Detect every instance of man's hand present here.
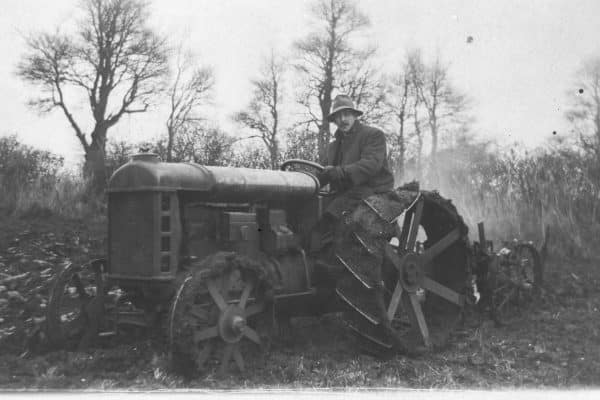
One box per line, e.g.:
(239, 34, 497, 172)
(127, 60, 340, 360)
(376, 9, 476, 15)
(317, 166, 345, 187)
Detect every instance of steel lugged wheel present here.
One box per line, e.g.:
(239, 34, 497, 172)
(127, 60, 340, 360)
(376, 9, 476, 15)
(384, 192, 468, 350)
(168, 252, 269, 376)
(491, 242, 543, 324)
(45, 259, 105, 349)
(336, 190, 469, 354)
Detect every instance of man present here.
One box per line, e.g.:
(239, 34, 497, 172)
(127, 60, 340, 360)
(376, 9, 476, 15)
(317, 94, 394, 219)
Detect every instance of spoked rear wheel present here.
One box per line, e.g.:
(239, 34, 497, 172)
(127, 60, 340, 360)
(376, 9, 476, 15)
(168, 252, 270, 376)
(336, 190, 469, 355)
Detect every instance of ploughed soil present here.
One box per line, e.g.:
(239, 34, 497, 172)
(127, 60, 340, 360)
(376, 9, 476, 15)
(0, 212, 599, 390)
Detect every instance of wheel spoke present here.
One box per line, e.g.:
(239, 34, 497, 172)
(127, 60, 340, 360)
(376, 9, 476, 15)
(243, 326, 261, 344)
(384, 243, 403, 271)
(219, 344, 234, 375)
(387, 282, 403, 320)
(406, 199, 424, 252)
(193, 325, 218, 343)
(232, 345, 245, 371)
(239, 280, 254, 309)
(421, 227, 461, 265)
(207, 279, 228, 311)
(422, 276, 464, 306)
(398, 210, 413, 250)
(497, 287, 517, 311)
(405, 292, 431, 347)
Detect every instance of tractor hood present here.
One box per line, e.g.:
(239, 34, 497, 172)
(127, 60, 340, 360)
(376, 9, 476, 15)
(108, 154, 320, 202)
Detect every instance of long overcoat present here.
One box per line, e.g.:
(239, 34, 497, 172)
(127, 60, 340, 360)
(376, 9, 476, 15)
(324, 121, 394, 217)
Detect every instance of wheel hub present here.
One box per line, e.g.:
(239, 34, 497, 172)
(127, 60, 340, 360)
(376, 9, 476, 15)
(399, 253, 424, 292)
(218, 305, 246, 343)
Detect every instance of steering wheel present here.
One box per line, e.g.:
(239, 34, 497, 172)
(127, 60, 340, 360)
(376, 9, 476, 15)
(280, 159, 336, 196)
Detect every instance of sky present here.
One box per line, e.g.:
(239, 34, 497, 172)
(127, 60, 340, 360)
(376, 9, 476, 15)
(1, 0, 599, 167)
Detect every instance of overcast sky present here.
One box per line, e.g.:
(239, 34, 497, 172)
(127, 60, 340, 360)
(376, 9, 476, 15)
(1, 0, 599, 167)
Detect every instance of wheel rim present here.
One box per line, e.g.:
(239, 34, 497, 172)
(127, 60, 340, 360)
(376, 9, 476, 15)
(384, 194, 467, 349)
(168, 253, 268, 375)
(336, 190, 469, 354)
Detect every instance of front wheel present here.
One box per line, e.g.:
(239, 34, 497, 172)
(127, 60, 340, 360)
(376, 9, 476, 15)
(168, 252, 272, 376)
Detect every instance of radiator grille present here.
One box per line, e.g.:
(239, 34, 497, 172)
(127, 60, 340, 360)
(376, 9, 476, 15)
(109, 192, 155, 277)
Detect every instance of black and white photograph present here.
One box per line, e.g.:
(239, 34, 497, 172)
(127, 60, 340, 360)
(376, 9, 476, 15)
(0, 0, 599, 393)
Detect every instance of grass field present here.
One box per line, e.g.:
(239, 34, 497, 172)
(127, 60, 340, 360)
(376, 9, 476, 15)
(0, 210, 598, 390)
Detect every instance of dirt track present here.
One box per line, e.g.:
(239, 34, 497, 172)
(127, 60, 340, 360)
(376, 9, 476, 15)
(0, 213, 599, 389)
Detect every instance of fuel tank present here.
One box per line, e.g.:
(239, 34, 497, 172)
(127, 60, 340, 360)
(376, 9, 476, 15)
(108, 153, 320, 203)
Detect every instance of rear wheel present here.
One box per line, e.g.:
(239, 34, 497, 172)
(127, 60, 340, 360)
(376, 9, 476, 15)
(335, 190, 469, 354)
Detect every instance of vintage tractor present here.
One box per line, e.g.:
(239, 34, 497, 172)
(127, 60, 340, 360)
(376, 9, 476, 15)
(45, 154, 513, 375)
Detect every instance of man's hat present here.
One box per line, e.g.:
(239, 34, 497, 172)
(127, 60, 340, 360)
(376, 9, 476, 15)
(328, 94, 363, 122)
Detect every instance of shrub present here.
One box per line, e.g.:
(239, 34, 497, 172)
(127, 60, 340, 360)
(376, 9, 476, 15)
(409, 140, 600, 260)
(0, 135, 102, 218)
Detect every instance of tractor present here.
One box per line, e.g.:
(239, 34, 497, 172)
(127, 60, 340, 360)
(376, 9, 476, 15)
(44, 153, 542, 375)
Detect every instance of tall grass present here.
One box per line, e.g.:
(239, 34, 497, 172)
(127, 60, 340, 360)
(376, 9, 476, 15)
(0, 136, 103, 219)
(403, 139, 600, 260)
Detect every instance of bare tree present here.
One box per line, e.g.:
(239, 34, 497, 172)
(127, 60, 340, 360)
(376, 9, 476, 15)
(411, 92, 425, 182)
(229, 143, 272, 169)
(284, 127, 320, 162)
(233, 51, 285, 170)
(165, 47, 214, 162)
(293, 0, 375, 163)
(16, 0, 169, 191)
(385, 59, 414, 179)
(155, 124, 235, 166)
(404, 50, 427, 181)
(410, 52, 469, 166)
(566, 56, 600, 158)
(339, 61, 387, 127)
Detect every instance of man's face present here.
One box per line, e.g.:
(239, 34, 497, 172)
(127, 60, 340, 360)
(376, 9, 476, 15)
(333, 109, 358, 133)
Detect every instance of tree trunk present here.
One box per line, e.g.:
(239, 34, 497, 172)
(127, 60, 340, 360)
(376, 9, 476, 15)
(413, 102, 423, 182)
(318, 89, 333, 164)
(85, 126, 108, 193)
(430, 120, 438, 162)
(397, 119, 405, 181)
(166, 126, 174, 162)
(270, 138, 279, 170)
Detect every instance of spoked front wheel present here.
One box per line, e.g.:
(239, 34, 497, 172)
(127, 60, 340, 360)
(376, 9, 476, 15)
(168, 252, 270, 376)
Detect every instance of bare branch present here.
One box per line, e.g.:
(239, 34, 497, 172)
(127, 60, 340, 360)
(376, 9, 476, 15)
(234, 50, 285, 169)
(292, 0, 377, 162)
(16, 0, 169, 188)
(163, 44, 214, 161)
